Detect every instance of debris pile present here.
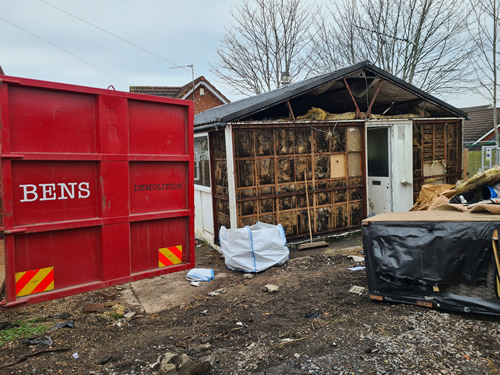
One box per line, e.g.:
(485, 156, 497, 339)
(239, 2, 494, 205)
(156, 344, 215, 375)
(411, 166, 500, 214)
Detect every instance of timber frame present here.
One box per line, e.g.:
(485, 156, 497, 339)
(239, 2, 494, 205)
(195, 62, 466, 243)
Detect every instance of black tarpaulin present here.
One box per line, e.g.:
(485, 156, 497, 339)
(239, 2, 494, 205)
(362, 211, 500, 316)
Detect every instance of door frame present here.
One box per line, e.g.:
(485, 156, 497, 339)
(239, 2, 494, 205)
(366, 120, 414, 215)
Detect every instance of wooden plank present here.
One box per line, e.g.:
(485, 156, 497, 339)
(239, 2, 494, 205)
(463, 148, 469, 181)
(298, 241, 329, 251)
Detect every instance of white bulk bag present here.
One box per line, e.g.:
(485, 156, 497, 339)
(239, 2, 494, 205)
(219, 222, 289, 273)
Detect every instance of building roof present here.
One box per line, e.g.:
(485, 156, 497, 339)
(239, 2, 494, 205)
(462, 104, 500, 146)
(130, 76, 230, 103)
(129, 86, 181, 97)
(194, 61, 467, 129)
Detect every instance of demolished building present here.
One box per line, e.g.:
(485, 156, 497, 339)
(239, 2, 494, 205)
(193, 61, 466, 244)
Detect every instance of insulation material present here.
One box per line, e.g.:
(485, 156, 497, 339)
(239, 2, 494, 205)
(423, 161, 446, 184)
(455, 166, 500, 196)
(363, 211, 500, 316)
(257, 158, 274, 185)
(413, 120, 462, 202)
(256, 129, 273, 156)
(296, 108, 426, 121)
(347, 127, 362, 151)
(315, 155, 330, 180)
(210, 131, 230, 232)
(238, 160, 254, 187)
(233, 124, 365, 238)
(332, 128, 346, 152)
(236, 129, 254, 157)
(295, 129, 311, 154)
(277, 158, 294, 183)
(277, 129, 295, 154)
(348, 153, 362, 177)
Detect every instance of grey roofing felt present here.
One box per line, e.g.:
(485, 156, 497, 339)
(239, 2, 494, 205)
(194, 61, 467, 128)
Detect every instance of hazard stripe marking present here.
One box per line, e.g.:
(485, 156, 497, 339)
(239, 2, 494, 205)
(159, 251, 174, 267)
(15, 267, 54, 297)
(158, 245, 183, 268)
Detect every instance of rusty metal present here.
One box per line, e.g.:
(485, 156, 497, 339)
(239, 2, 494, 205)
(343, 78, 361, 118)
(417, 300, 434, 308)
(366, 80, 383, 118)
(420, 101, 428, 117)
(286, 100, 296, 121)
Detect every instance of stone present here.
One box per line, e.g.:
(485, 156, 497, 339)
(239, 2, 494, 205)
(243, 274, 254, 279)
(177, 354, 196, 375)
(124, 311, 136, 319)
(190, 354, 214, 374)
(162, 352, 179, 365)
(159, 352, 179, 375)
(201, 336, 213, 344)
(187, 344, 213, 358)
(82, 303, 105, 313)
(159, 363, 176, 375)
(264, 284, 280, 293)
(99, 290, 117, 300)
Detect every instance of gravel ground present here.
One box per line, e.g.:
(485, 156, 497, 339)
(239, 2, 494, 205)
(0, 242, 499, 374)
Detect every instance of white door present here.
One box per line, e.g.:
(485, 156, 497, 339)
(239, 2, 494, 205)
(367, 122, 413, 216)
(391, 122, 413, 212)
(194, 134, 214, 243)
(367, 127, 391, 215)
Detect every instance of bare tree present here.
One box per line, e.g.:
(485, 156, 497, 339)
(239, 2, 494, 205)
(308, 0, 474, 95)
(211, 0, 317, 96)
(469, 0, 500, 147)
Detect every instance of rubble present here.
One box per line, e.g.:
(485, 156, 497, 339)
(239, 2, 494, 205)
(159, 344, 214, 375)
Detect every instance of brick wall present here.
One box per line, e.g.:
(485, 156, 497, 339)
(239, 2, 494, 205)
(188, 86, 226, 114)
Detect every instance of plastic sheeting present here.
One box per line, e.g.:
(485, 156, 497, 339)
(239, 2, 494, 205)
(363, 218, 500, 316)
(219, 222, 289, 273)
(186, 268, 215, 282)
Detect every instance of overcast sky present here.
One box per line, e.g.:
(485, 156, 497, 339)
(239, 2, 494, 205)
(1, 0, 239, 95)
(0, 0, 488, 108)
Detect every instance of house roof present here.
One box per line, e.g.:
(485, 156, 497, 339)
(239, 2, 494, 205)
(130, 76, 230, 103)
(129, 86, 181, 97)
(462, 104, 500, 145)
(194, 61, 467, 129)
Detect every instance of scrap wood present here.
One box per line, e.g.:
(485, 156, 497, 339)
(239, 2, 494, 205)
(279, 336, 308, 347)
(0, 347, 69, 369)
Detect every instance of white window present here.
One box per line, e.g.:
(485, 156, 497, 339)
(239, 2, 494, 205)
(194, 135, 210, 187)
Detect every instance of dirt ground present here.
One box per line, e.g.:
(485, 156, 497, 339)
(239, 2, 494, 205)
(0, 232, 499, 375)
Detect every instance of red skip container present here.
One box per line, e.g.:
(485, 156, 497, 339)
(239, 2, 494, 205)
(0, 75, 194, 306)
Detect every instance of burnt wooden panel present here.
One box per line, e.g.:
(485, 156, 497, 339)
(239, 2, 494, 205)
(210, 130, 229, 242)
(412, 120, 462, 202)
(233, 122, 366, 239)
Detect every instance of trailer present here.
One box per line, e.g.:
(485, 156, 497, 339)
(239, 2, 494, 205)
(0, 74, 195, 307)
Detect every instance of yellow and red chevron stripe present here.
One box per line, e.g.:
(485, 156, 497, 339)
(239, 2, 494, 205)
(159, 245, 183, 268)
(15, 267, 54, 297)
